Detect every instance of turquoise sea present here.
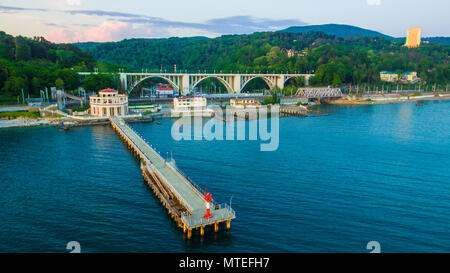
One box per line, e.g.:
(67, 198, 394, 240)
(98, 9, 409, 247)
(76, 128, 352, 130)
(0, 100, 449, 252)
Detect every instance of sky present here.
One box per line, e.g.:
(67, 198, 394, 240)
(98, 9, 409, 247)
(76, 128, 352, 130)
(0, 0, 448, 43)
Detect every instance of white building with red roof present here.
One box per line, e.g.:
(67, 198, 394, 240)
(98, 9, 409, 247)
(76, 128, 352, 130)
(89, 88, 129, 117)
(156, 87, 175, 97)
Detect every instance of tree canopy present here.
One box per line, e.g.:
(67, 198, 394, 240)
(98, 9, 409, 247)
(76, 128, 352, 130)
(78, 31, 449, 86)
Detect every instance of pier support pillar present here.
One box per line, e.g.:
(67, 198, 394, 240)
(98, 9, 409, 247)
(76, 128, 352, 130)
(226, 219, 231, 230)
(200, 226, 205, 236)
(187, 229, 192, 239)
(214, 222, 219, 232)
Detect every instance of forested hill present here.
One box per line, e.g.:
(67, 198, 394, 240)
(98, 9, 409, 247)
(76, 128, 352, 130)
(0, 31, 98, 103)
(280, 24, 392, 39)
(76, 31, 449, 85)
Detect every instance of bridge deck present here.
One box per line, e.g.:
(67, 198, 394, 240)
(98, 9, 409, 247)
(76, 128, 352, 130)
(109, 117, 235, 230)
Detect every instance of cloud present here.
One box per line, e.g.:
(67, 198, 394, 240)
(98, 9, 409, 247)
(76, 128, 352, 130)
(67, 9, 142, 18)
(67, 0, 82, 6)
(0, 4, 306, 41)
(366, 0, 381, 6)
(46, 28, 84, 43)
(204, 16, 306, 34)
(46, 21, 152, 43)
(0, 5, 46, 12)
(84, 21, 150, 42)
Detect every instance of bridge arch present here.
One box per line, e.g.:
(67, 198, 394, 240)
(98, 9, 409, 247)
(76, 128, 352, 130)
(191, 76, 234, 94)
(128, 75, 180, 95)
(284, 76, 297, 84)
(240, 76, 274, 92)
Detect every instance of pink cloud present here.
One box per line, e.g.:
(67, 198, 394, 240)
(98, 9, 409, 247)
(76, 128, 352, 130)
(45, 21, 151, 43)
(84, 21, 130, 42)
(46, 28, 84, 43)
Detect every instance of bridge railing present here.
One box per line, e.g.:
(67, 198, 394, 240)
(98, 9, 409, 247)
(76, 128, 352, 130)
(296, 87, 343, 98)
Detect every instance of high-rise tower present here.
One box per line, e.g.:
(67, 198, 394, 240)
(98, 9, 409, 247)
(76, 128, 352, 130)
(405, 27, 422, 48)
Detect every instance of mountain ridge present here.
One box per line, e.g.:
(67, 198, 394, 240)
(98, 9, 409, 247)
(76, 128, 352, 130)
(280, 24, 392, 38)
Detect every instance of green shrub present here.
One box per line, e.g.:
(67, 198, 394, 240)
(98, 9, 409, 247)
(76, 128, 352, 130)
(0, 111, 40, 119)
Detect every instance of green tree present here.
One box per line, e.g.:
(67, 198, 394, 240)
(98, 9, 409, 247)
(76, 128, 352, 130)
(14, 37, 31, 61)
(2, 76, 26, 96)
(55, 69, 80, 91)
(31, 77, 41, 93)
(55, 78, 64, 90)
(82, 74, 115, 92)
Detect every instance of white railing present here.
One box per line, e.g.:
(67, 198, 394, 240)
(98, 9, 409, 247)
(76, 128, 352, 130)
(112, 118, 196, 213)
(180, 203, 236, 228)
(149, 163, 194, 212)
(113, 118, 235, 219)
(167, 162, 205, 199)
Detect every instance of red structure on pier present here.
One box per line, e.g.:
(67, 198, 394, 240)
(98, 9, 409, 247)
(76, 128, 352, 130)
(203, 190, 213, 219)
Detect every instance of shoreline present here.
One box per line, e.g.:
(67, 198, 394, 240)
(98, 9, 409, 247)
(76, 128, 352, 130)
(0, 115, 162, 130)
(326, 93, 450, 105)
(1, 94, 449, 129)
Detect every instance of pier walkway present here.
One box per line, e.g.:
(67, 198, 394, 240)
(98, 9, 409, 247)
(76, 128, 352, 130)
(110, 117, 235, 238)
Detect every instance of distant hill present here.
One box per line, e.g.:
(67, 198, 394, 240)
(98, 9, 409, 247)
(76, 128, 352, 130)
(280, 24, 392, 39)
(423, 37, 450, 45)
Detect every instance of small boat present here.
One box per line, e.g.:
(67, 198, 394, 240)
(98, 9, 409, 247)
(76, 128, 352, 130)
(58, 122, 69, 131)
(415, 103, 424, 106)
(155, 121, 162, 125)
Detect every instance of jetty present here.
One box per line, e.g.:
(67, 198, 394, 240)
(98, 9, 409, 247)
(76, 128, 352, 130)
(109, 117, 235, 239)
(279, 106, 308, 117)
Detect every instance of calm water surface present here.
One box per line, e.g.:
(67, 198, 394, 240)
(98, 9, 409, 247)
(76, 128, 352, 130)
(0, 101, 449, 252)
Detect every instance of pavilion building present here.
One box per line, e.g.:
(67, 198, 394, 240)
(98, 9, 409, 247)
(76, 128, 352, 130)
(89, 88, 129, 117)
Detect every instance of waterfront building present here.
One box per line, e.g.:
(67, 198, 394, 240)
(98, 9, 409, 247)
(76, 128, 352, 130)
(156, 87, 175, 97)
(405, 27, 422, 48)
(230, 98, 260, 109)
(171, 96, 214, 116)
(401, 71, 420, 83)
(280, 97, 308, 106)
(380, 71, 399, 82)
(25, 98, 44, 107)
(380, 71, 419, 83)
(89, 89, 128, 117)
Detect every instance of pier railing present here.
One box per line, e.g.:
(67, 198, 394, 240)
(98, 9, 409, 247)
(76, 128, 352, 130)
(126, 124, 209, 207)
(122, 119, 217, 204)
(148, 162, 194, 213)
(167, 161, 225, 211)
(114, 118, 195, 213)
(181, 202, 235, 228)
(167, 161, 205, 199)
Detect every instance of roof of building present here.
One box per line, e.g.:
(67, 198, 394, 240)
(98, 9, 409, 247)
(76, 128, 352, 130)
(25, 98, 43, 102)
(156, 87, 174, 91)
(380, 71, 398, 74)
(99, 88, 118, 93)
(403, 71, 417, 75)
(176, 96, 206, 99)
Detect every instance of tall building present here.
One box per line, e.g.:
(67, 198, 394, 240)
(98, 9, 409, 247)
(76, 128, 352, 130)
(405, 27, 422, 48)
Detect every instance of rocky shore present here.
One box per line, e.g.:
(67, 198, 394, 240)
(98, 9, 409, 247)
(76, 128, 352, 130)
(0, 118, 51, 128)
(327, 93, 450, 105)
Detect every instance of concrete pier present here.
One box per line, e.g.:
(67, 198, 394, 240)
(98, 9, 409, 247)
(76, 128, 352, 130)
(110, 117, 236, 238)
